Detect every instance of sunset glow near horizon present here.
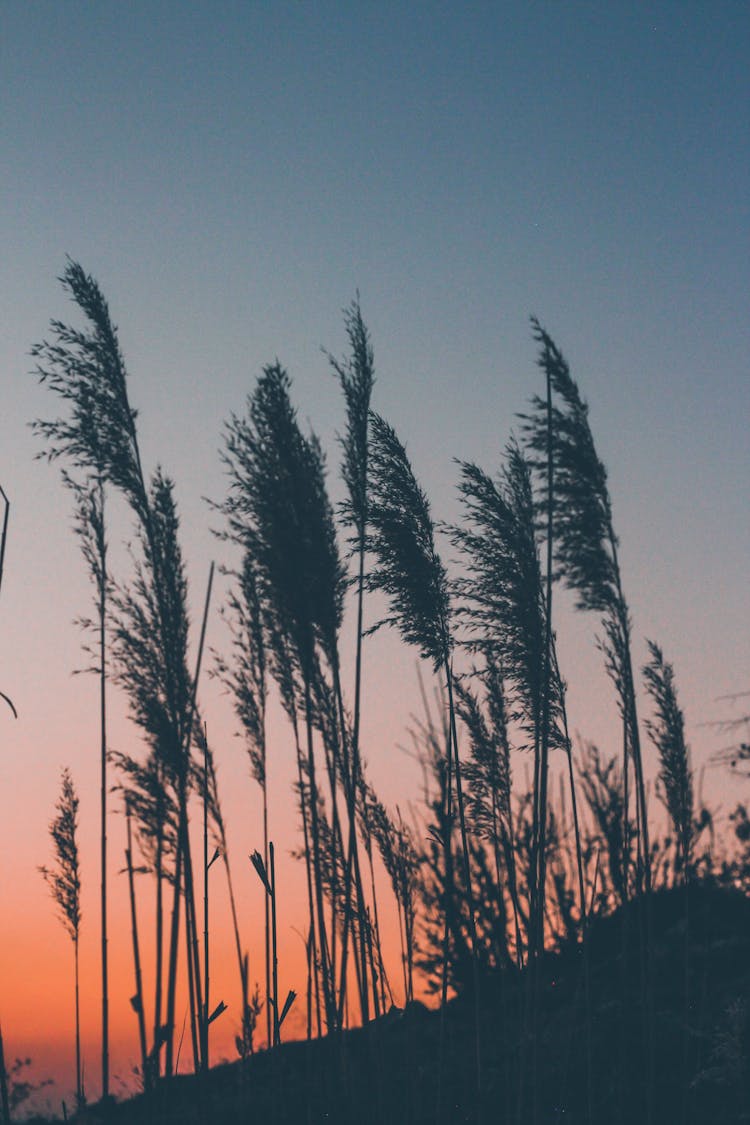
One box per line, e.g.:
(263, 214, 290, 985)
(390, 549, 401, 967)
(1, 2, 748, 1114)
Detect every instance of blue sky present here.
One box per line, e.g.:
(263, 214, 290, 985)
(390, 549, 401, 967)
(1, 0, 748, 1097)
(4, 0, 746, 696)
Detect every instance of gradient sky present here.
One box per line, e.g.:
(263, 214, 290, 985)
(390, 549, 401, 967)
(1, 1, 749, 1112)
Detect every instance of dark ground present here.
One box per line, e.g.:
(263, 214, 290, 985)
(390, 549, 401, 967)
(26, 885, 750, 1124)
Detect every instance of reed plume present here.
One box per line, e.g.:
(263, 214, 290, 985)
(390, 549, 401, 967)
(366, 411, 481, 1101)
(642, 641, 694, 880)
(213, 552, 271, 1044)
(220, 362, 347, 1029)
(33, 262, 208, 1077)
(0, 486, 16, 721)
(521, 319, 651, 896)
(577, 742, 629, 909)
(39, 769, 83, 1109)
(454, 440, 564, 952)
(327, 295, 376, 1021)
(454, 660, 523, 963)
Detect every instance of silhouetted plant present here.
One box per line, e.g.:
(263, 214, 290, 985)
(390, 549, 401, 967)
(710, 692, 750, 779)
(193, 725, 248, 1053)
(521, 319, 651, 898)
(454, 441, 566, 953)
(454, 659, 523, 964)
(251, 846, 296, 1045)
(0, 486, 17, 718)
(213, 552, 271, 1044)
(63, 472, 111, 1095)
(39, 769, 84, 1109)
(108, 469, 203, 1073)
(123, 795, 148, 1084)
(366, 790, 419, 1002)
(0, 484, 14, 721)
(0, 1055, 53, 1119)
(327, 296, 376, 1022)
(643, 641, 694, 880)
(32, 261, 209, 1078)
(220, 362, 347, 1029)
(577, 742, 631, 910)
(366, 412, 475, 886)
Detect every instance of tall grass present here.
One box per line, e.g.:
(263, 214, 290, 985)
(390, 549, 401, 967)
(326, 296, 376, 1022)
(219, 362, 348, 1030)
(643, 641, 694, 881)
(0, 485, 16, 723)
(124, 795, 148, 1083)
(366, 412, 482, 1110)
(213, 553, 270, 1045)
(27, 269, 749, 1123)
(39, 769, 83, 1109)
(32, 261, 211, 1079)
(454, 442, 566, 957)
(521, 319, 651, 898)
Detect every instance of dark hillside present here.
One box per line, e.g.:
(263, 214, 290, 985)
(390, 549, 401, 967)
(47, 884, 749, 1125)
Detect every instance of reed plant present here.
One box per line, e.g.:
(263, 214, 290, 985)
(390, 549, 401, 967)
(213, 553, 271, 1045)
(219, 362, 349, 1030)
(124, 795, 148, 1083)
(0, 486, 16, 722)
(521, 319, 651, 897)
(32, 261, 210, 1078)
(642, 642, 694, 881)
(326, 296, 376, 1023)
(365, 412, 483, 1115)
(39, 769, 83, 1109)
(454, 659, 523, 965)
(454, 441, 565, 955)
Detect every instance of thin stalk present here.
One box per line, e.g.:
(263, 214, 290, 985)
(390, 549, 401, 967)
(303, 674, 335, 1030)
(221, 848, 247, 1040)
(263, 784, 271, 1050)
(333, 650, 370, 1026)
(125, 801, 148, 1082)
(0, 487, 8, 600)
(436, 700, 455, 1125)
(270, 842, 280, 1045)
(184, 869, 200, 1072)
(202, 730, 209, 1072)
(74, 938, 82, 1108)
(535, 360, 555, 954)
(183, 792, 204, 1071)
(153, 775, 165, 1076)
(164, 834, 183, 1076)
(97, 479, 109, 1102)
(169, 561, 214, 1072)
(319, 727, 341, 1016)
(445, 660, 482, 1110)
(335, 543, 371, 1025)
(363, 906, 380, 1017)
(293, 722, 322, 1039)
(305, 926, 313, 1041)
(367, 844, 390, 1011)
(561, 707, 592, 1125)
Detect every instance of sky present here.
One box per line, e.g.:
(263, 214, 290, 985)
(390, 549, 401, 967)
(1, 0, 749, 1113)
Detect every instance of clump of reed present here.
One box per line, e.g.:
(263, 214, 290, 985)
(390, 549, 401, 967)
(26, 264, 748, 1124)
(32, 260, 220, 1082)
(643, 641, 694, 882)
(39, 768, 84, 1109)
